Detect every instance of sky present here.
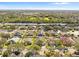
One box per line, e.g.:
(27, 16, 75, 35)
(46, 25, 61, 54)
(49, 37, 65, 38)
(0, 2, 79, 10)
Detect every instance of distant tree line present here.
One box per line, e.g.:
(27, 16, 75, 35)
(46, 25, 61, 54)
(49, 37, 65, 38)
(0, 10, 79, 23)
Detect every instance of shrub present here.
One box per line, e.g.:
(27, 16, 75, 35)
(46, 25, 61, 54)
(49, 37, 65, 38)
(35, 39, 43, 47)
(75, 43, 79, 51)
(2, 50, 11, 57)
(25, 51, 33, 57)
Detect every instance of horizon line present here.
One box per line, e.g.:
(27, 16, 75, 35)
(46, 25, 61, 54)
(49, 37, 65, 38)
(0, 9, 79, 10)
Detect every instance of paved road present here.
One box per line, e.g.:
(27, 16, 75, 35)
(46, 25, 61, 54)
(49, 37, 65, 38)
(0, 23, 67, 26)
(0, 23, 79, 26)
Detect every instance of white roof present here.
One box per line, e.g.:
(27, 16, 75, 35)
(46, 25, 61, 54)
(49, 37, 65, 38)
(67, 31, 79, 36)
(8, 36, 20, 42)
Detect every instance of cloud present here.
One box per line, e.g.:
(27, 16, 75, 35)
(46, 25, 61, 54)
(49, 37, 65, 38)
(0, 7, 73, 10)
(0, 7, 74, 10)
(54, 2, 69, 4)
